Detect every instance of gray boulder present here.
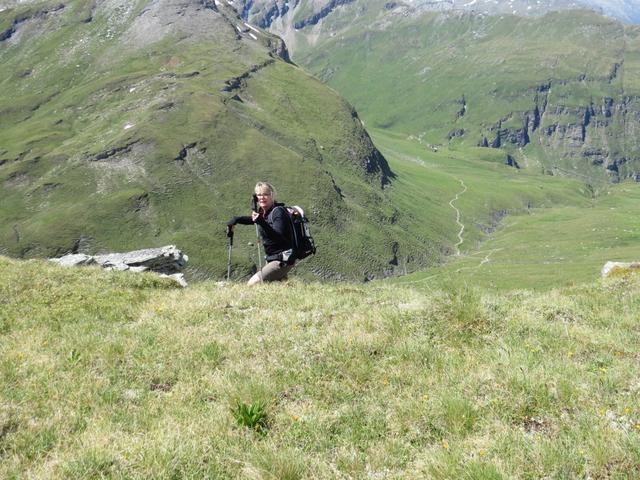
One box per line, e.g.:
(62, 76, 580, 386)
(49, 253, 96, 267)
(93, 245, 188, 273)
(50, 245, 188, 287)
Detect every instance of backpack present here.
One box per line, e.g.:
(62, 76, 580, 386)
(283, 205, 316, 261)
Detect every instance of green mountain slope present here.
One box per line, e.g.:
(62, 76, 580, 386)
(236, 0, 640, 288)
(245, 0, 640, 184)
(371, 129, 640, 290)
(2, 256, 640, 478)
(0, 0, 429, 280)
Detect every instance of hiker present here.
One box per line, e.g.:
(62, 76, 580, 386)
(226, 182, 295, 285)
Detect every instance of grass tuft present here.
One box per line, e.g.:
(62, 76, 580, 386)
(232, 401, 269, 434)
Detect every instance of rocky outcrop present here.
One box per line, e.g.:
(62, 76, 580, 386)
(293, 0, 356, 29)
(50, 245, 189, 287)
(478, 80, 640, 182)
(455, 96, 466, 119)
(362, 142, 394, 186)
(1, 3, 65, 43)
(505, 154, 519, 168)
(238, 0, 355, 30)
(243, 0, 293, 28)
(220, 59, 276, 93)
(447, 128, 465, 140)
(92, 141, 139, 162)
(348, 108, 394, 186)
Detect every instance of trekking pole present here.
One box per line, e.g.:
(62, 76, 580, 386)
(254, 224, 263, 271)
(251, 194, 263, 271)
(226, 226, 234, 280)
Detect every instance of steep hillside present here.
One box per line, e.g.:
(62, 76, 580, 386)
(0, 0, 434, 280)
(239, 0, 640, 184)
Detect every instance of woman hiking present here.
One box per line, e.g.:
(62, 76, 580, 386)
(226, 182, 295, 285)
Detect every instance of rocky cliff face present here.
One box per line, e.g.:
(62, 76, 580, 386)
(237, 0, 355, 30)
(478, 83, 640, 182)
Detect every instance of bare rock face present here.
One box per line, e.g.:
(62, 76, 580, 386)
(50, 245, 189, 287)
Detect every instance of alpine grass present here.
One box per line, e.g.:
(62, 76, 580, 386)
(1, 255, 639, 478)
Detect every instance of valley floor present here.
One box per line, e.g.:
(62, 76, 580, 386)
(372, 130, 640, 291)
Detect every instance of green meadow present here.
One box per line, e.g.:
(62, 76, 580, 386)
(2, 256, 640, 478)
(295, 3, 640, 182)
(370, 129, 640, 290)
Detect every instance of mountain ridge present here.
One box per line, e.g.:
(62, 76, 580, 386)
(236, 0, 640, 32)
(0, 0, 430, 281)
(237, 1, 640, 184)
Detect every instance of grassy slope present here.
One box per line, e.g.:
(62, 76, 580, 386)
(293, 2, 640, 182)
(0, 0, 415, 281)
(399, 186, 640, 290)
(2, 256, 640, 478)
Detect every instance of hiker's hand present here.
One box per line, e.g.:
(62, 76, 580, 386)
(251, 211, 259, 222)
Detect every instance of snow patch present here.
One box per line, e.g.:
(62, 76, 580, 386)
(244, 22, 260, 33)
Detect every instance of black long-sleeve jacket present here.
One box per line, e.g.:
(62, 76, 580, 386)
(228, 203, 293, 258)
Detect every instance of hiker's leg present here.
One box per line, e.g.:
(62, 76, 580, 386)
(247, 261, 293, 285)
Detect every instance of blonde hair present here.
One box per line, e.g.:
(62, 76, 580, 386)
(254, 181, 276, 200)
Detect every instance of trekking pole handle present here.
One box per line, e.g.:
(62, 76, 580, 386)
(226, 225, 234, 245)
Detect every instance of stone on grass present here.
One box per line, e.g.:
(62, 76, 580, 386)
(602, 261, 640, 278)
(50, 245, 189, 287)
(50, 253, 96, 267)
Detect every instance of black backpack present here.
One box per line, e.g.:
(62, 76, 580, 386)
(283, 205, 316, 261)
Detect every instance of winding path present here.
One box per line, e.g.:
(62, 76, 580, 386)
(449, 178, 467, 255)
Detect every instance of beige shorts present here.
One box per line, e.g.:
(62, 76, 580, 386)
(248, 260, 294, 284)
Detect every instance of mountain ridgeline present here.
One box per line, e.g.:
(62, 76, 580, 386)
(0, 0, 432, 281)
(239, 0, 640, 184)
(238, 0, 640, 30)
